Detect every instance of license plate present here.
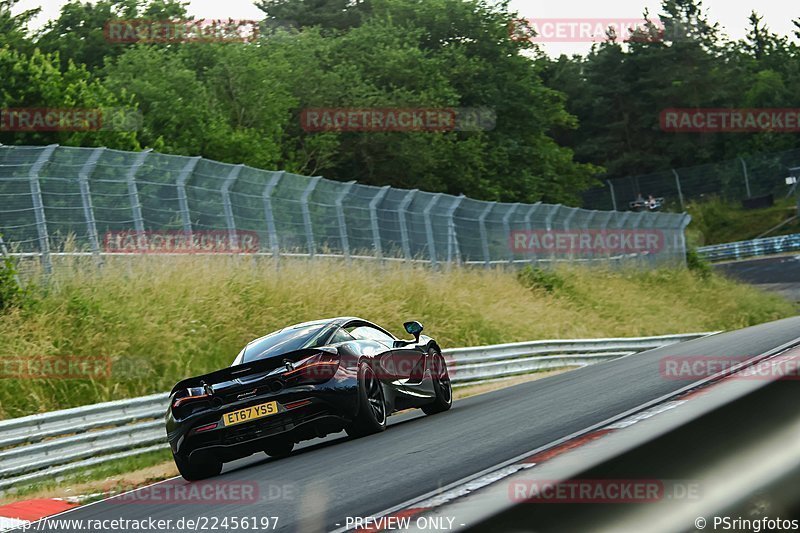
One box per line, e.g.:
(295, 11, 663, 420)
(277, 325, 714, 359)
(223, 401, 279, 427)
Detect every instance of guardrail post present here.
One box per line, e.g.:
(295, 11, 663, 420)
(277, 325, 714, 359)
(369, 186, 391, 260)
(176, 157, 200, 237)
(672, 169, 685, 210)
(262, 171, 284, 258)
(446, 195, 465, 265)
(398, 189, 417, 261)
(29, 145, 57, 274)
(503, 203, 520, 263)
(301, 176, 321, 257)
(77, 148, 104, 265)
(221, 164, 244, 250)
(335, 181, 356, 260)
(126, 150, 151, 248)
(478, 202, 496, 268)
(424, 194, 442, 266)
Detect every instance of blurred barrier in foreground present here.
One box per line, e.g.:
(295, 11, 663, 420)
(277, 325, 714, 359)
(0, 332, 712, 492)
(0, 145, 690, 274)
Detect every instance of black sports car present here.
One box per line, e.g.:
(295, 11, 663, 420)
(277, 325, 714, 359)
(166, 317, 452, 480)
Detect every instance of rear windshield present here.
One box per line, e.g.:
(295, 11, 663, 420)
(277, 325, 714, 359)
(240, 323, 330, 363)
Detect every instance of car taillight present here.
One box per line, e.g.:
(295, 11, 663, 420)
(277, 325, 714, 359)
(172, 385, 212, 408)
(284, 352, 340, 384)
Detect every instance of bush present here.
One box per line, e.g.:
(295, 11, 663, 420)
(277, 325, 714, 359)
(517, 266, 566, 293)
(686, 248, 712, 279)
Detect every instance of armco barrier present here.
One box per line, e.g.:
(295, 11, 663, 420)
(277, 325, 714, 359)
(697, 233, 800, 262)
(0, 332, 713, 491)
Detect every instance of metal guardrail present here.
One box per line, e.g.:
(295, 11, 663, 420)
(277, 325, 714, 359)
(697, 233, 800, 262)
(0, 333, 713, 491)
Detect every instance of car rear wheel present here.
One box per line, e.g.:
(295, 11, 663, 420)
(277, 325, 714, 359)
(264, 440, 294, 458)
(173, 452, 223, 481)
(422, 349, 452, 415)
(345, 362, 387, 438)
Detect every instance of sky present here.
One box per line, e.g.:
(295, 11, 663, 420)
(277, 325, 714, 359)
(14, 0, 800, 57)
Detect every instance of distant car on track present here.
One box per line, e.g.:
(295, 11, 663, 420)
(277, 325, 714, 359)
(166, 317, 452, 480)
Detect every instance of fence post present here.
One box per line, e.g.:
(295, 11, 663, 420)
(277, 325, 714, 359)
(607, 180, 618, 211)
(524, 202, 541, 232)
(301, 176, 321, 257)
(615, 211, 631, 228)
(176, 157, 200, 237)
(77, 148, 104, 265)
(672, 169, 685, 210)
(584, 210, 597, 229)
(446, 195, 465, 265)
(478, 202, 496, 268)
(335, 181, 356, 260)
(221, 164, 244, 250)
(0, 234, 21, 288)
(126, 150, 151, 248)
(369, 186, 391, 261)
(739, 157, 751, 198)
(29, 145, 57, 274)
(679, 213, 692, 266)
(503, 203, 520, 263)
(544, 205, 560, 231)
(398, 189, 417, 261)
(562, 207, 578, 230)
(262, 171, 284, 258)
(423, 194, 442, 266)
(544, 205, 561, 266)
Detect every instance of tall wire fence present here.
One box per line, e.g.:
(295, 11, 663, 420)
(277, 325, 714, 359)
(583, 148, 800, 211)
(0, 145, 690, 273)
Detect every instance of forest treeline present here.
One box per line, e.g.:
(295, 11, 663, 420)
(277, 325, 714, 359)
(1, 0, 799, 206)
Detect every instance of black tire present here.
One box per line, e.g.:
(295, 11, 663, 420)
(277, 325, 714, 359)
(422, 348, 452, 415)
(264, 440, 294, 458)
(345, 362, 387, 438)
(173, 452, 222, 481)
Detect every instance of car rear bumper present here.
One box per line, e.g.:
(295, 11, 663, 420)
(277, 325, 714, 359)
(167, 378, 358, 462)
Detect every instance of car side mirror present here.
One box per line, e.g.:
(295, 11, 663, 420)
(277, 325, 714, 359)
(403, 321, 424, 342)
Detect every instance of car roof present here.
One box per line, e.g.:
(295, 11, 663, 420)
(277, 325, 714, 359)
(245, 317, 375, 347)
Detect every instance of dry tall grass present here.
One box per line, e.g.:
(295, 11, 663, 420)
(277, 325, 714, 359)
(0, 256, 794, 418)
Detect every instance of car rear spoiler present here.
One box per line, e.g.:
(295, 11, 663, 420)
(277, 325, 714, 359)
(169, 347, 331, 395)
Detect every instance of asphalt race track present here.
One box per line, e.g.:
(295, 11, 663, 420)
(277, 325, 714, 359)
(30, 316, 800, 532)
(715, 254, 800, 301)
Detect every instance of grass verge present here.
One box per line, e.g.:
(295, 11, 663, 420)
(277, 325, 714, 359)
(0, 256, 794, 419)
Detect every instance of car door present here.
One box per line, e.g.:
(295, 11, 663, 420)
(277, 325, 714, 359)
(345, 323, 400, 383)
